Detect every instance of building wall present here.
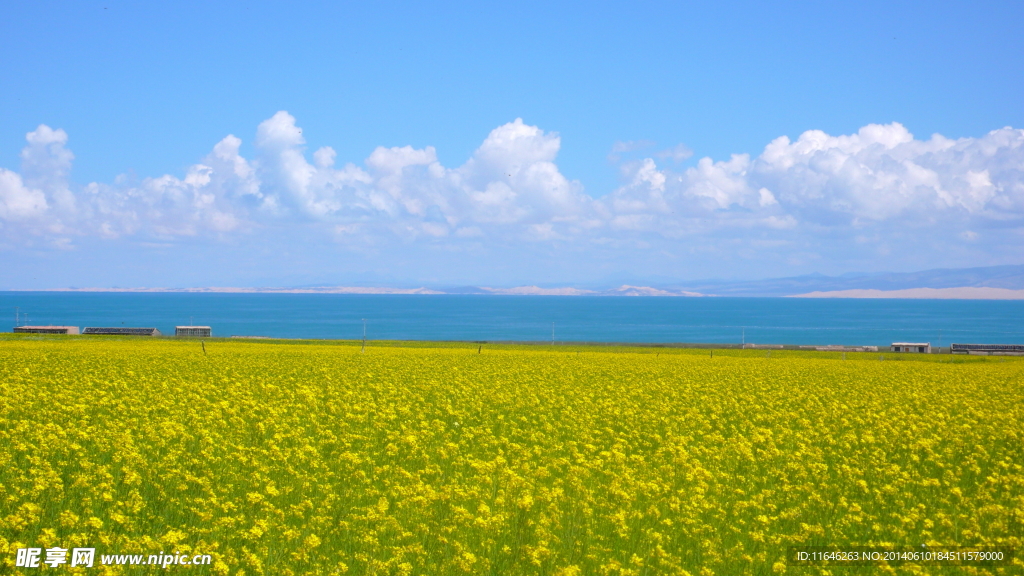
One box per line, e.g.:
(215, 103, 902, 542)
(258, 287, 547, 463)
(14, 327, 78, 335)
(891, 345, 931, 353)
(83, 328, 161, 336)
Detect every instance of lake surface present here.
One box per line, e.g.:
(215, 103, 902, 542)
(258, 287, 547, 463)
(2, 292, 1023, 346)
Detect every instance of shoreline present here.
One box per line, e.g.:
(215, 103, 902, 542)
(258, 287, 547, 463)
(5, 286, 1024, 299)
(0, 333, 949, 354)
(8, 333, 1024, 356)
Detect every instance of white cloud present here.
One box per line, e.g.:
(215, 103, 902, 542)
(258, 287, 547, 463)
(603, 122, 1024, 244)
(607, 139, 656, 163)
(71, 133, 262, 238)
(753, 123, 1024, 224)
(0, 169, 48, 221)
(21, 125, 75, 214)
(655, 143, 693, 163)
(611, 140, 656, 153)
(2, 116, 1022, 274)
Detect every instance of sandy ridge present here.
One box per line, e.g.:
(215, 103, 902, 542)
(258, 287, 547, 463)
(791, 287, 1024, 299)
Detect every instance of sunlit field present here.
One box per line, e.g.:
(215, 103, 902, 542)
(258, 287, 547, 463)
(1, 335, 1021, 575)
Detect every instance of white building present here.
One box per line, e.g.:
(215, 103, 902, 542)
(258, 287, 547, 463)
(891, 342, 930, 353)
(176, 326, 212, 337)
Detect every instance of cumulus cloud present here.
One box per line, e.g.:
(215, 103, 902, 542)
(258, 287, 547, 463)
(73, 133, 260, 238)
(0, 168, 48, 221)
(752, 123, 1023, 224)
(2, 115, 1022, 269)
(604, 122, 1024, 245)
(235, 114, 593, 240)
(21, 125, 75, 212)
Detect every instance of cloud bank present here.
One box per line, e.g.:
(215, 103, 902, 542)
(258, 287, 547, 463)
(2, 113, 1022, 277)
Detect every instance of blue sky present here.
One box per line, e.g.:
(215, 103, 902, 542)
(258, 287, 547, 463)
(1, 1, 1023, 289)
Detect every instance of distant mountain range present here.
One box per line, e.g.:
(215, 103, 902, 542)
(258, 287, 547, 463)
(438, 285, 706, 297)
(419, 265, 1024, 297)
(666, 264, 1024, 297)
(25, 264, 1024, 299)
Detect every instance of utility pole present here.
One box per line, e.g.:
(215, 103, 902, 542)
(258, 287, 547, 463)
(361, 319, 367, 353)
(15, 307, 19, 327)
(552, 322, 555, 344)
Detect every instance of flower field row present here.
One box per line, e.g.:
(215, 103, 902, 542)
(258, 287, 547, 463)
(1, 336, 1021, 575)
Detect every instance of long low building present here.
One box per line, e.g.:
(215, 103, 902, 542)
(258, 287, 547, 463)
(13, 326, 80, 335)
(800, 344, 880, 352)
(176, 325, 212, 337)
(951, 343, 1024, 355)
(83, 327, 161, 336)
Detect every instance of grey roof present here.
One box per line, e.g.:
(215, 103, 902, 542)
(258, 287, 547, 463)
(83, 327, 161, 336)
(951, 343, 1024, 351)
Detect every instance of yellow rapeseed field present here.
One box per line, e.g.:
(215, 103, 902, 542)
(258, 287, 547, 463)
(1, 335, 1021, 575)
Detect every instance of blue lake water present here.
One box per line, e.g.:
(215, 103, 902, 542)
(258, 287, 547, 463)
(2, 292, 1023, 346)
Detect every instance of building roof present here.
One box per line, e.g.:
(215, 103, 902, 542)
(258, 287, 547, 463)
(175, 326, 212, 329)
(83, 327, 160, 335)
(891, 342, 930, 346)
(15, 326, 78, 330)
(951, 343, 1024, 350)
